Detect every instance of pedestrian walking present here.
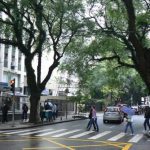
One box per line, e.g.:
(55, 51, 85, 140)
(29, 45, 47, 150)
(1, 103, 9, 123)
(124, 114, 134, 135)
(143, 106, 150, 133)
(55, 103, 58, 118)
(52, 103, 57, 120)
(40, 103, 44, 122)
(44, 102, 52, 122)
(87, 106, 99, 132)
(86, 108, 96, 131)
(22, 103, 28, 122)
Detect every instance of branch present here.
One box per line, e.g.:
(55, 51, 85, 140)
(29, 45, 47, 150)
(0, 18, 13, 26)
(0, 38, 18, 46)
(55, 3, 64, 45)
(122, 0, 143, 51)
(0, 1, 14, 20)
(90, 54, 135, 68)
(144, 0, 150, 10)
(40, 60, 60, 91)
(44, 15, 61, 60)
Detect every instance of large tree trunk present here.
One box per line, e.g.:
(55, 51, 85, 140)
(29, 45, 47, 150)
(29, 93, 41, 123)
(122, 0, 150, 93)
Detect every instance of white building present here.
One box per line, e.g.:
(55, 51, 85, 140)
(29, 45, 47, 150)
(0, 44, 27, 94)
(0, 44, 78, 95)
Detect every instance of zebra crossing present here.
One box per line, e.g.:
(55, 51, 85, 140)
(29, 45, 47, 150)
(0, 128, 144, 143)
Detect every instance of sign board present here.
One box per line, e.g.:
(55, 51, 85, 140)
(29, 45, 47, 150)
(0, 82, 9, 91)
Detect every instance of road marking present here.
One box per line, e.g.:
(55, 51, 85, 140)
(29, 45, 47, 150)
(88, 131, 112, 139)
(23, 146, 62, 149)
(0, 136, 132, 150)
(0, 131, 10, 133)
(122, 143, 132, 150)
(36, 129, 67, 136)
(69, 131, 94, 138)
(44, 138, 75, 150)
(52, 129, 81, 138)
(128, 134, 143, 143)
(108, 132, 125, 141)
(4, 128, 39, 134)
(19, 129, 53, 136)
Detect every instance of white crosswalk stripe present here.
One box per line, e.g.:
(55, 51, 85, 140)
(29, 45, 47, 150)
(52, 129, 81, 138)
(108, 132, 125, 141)
(69, 130, 94, 138)
(88, 131, 112, 140)
(128, 134, 143, 143)
(19, 128, 53, 136)
(36, 129, 67, 136)
(4, 128, 39, 135)
(0, 129, 146, 143)
(0, 131, 11, 133)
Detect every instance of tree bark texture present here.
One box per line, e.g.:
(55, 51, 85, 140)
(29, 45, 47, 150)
(29, 94, 41, 123)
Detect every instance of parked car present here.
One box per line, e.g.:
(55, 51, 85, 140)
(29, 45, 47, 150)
(103, 106, 124, 123)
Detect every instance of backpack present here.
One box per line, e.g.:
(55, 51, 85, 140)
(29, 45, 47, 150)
(126, 116, 133, 122)
(23, 105, 28, 112)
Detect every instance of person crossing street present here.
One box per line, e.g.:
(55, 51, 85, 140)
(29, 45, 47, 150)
(86, 106, 99, 132)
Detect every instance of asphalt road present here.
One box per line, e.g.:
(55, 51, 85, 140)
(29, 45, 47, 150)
(0, 114, 150, 150)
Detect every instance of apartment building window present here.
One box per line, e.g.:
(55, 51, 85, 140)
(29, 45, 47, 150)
(11, 46, 16, 70)
(4, 45, 8, 67)
(18, 51, 21, 71)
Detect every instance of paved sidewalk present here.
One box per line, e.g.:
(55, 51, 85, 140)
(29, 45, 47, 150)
(0, 113, 88, 130)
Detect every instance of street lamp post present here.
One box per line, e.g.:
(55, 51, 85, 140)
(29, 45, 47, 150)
(65, 88, 69, 120)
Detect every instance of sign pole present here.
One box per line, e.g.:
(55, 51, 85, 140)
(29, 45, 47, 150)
(12, 92, 15, 127)
(10, 78, 15, 127)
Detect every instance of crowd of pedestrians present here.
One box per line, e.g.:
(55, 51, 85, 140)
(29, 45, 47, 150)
(40, 102, 58, 122)
(86, 105, 150, 135)
(0, 101, 58, 123)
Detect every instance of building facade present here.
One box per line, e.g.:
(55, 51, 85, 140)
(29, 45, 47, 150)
(0, 44, 77, 114)
(0, 44, 27, 94)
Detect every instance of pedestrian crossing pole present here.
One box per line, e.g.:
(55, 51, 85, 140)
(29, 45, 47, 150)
(65, 88, 69, 120)
(10, 78, 15, 127)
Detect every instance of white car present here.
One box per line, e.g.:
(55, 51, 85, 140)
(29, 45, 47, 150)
(103, 106, 124, 123)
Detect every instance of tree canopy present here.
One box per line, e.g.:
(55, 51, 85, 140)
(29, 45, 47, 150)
(0, 0, 150, 121)
(0, 0, 85, 123)
(60, 0, 150, 104)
